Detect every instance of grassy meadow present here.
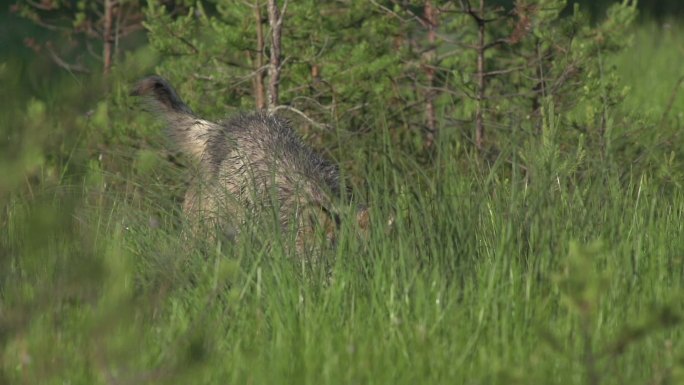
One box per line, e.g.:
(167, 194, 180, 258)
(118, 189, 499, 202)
(2, 15, 684, 385)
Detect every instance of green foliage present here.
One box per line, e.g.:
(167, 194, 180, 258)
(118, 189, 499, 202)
(3, 1, 684, 384)
(141, 0, 642, 178)
(4, 87, 684, 385)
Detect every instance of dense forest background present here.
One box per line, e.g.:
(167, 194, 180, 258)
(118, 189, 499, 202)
(2, 1, 684, 384)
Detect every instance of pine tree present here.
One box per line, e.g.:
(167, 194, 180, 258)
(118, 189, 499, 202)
(142, 0, 637, 158)
(12, 0, 152, 75)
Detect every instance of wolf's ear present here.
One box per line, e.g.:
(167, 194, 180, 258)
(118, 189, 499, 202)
(356, 206, 396, 237)
(299, 205, 339, 250)
(356, 206, 370, 232)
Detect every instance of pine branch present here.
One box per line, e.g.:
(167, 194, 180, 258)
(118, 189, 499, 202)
(46, 44, 91, 74)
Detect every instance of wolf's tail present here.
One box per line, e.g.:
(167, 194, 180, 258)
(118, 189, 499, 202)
(131, 76, 194, 116)
(132, 76, 216, 162)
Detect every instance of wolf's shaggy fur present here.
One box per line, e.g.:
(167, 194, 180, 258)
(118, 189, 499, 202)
(132, 76, 347, 253)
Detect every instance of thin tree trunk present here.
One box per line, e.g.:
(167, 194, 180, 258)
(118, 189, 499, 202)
(267, 0, 285, 112)
(423, 0, 438, 150)
(475, 0, 486, 150)
(254, 0, 266, 110)
(532, 39, 546, 135)
(103, 0, 117, 76)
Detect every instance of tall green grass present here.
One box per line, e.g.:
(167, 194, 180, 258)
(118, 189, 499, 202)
(2, 23, 684, 385)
